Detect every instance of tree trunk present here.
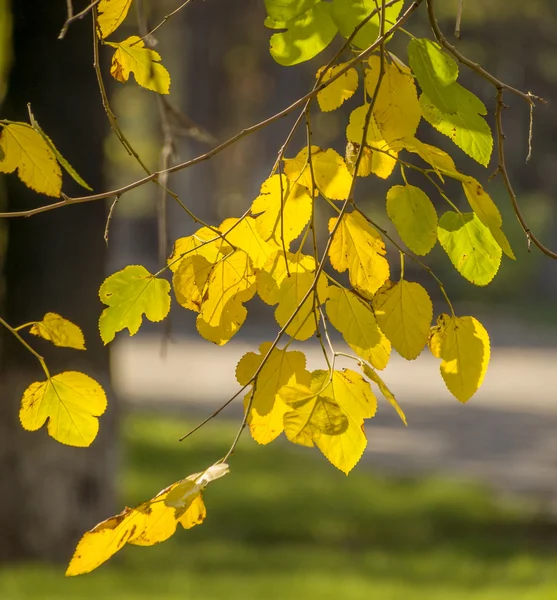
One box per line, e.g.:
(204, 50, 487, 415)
(0, 1, 117, 563)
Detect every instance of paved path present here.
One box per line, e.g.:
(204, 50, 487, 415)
(113, 334, 557, 510)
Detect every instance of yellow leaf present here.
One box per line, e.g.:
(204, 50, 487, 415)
(372, 280, 433, 361)
(169, 228, 232, 312)
(97, 0, 133, 39)
(107, 36, 170, 94)
(236, 342, 311, 444)
(251, 174, 312, 246)
(168, 227, 231, 273)
(462, 177, 515, 260)
(283, 369, 376, 474)
(65, 508, 141, 577)
(428, 314, 490, 403)
(219, 216, 279, 269)
(284, 145, 352, 200)
(196, 250, 256, 345)
(67, 464, 227, 576)
(326, 286, 390, 370)
(316, 62, 358, 112)
(0, 123, 61, 197)
(346, 106, 398, 179)
(257, 251, 328, 341)
(399, 137, 462, 182)
(29, 312, 85, 350)
(345, 142, 377, 178)
(99, 265, 171, 344)
(386, 184, 438, 256)
(328, 211, 389, 298)
(361, 363, 407, 425)
(20, 371, 107, 447)
(365, 56, 421, 145)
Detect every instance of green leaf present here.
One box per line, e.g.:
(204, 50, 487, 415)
(420, 90, 493, 167)
(269, 1, 338, 66)
(438, 211, 501, 286)
(407, 38, 459, 113)
(386, 184, 438, 256)
(331, 0, 403, 49)
(99, 265, 171, 344)
(265, 0, 319, 22)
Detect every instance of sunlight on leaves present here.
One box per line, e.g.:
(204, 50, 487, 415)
(29, 312, 85, 350)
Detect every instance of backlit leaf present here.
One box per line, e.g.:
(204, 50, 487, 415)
(265, 0, 319, 21)
(316, 63, 358, 112)
(328, 211, 389, 298)
(196, 250, 257, 345)
(284, 145, 352, 200)
(361, 363, 407, 425)
(420, 89, 493, 167)
(29, 312, 85, 350)
(283, 369, 377, 474)
(346, 106, 398, 179)
(99, 265, 171, 344)
(331, 0, 403, 49)
(326, 286, 390, 370)
(461, 177, 515, 260)
(428, 314, 490, 403)
(220, 216, 279, 269)
(372, 280, 433, 360)
(251, 174, 312, 246)
(268, 2, 338, 66)
(236, 342, 311, 444)
(107, 36, 170, 94)
(67, 464, 228, 576)
(257, 251, 328, 341)
(0, 123, 61, 197)
(20, 371, 107, 447)
(386, 184, 438, 256)
(97, 0, 133, 39)
(364, 56, 421, 145)
(438, 211, 501, 286)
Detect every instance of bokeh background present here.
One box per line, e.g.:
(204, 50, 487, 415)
(1, 0, 557, 598)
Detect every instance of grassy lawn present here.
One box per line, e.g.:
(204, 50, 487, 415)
(1, 412, 557, 599)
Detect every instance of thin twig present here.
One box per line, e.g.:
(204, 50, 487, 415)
(455, 0, 463, 39)
(59, 0, 101, 39)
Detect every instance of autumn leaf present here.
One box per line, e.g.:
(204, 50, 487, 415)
(364, 56, 421, 146)
(29, 312, 85, 350)
(346, 106, 398, 179)
(284, 145, 352, 200)
(107, 36, 171, 94)
(372, 280, 433, 361)
(251, 174, 312, 246)
(0, 123, 61, 197)
(236, 342, 311, 444)
(428, 314, 490, 403)
(97, 0, 134, 39)
(19, 371, 107, 447)
(196, 250, 257, 345)
(219, 216, 279, 269)
(361, 363, 407, 425)
(99, 265, 171, 344)
(257, 251, 328, 341)
(326, 286, 390, 370)
(328, 211, 389, 298)
(316, 62, 358, 112)
(283, 369, 377, 474)
(66, 464, 228, 576)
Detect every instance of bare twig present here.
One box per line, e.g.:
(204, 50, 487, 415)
(59, 0, 101, 39)
(455, 0, 463, 39)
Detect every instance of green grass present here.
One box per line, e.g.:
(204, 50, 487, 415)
(2, 412, 557, 600)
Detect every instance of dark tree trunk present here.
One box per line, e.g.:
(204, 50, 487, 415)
(0, 1, 117, 562)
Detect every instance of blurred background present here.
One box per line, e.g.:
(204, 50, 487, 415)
(1, 0, 557, 598)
